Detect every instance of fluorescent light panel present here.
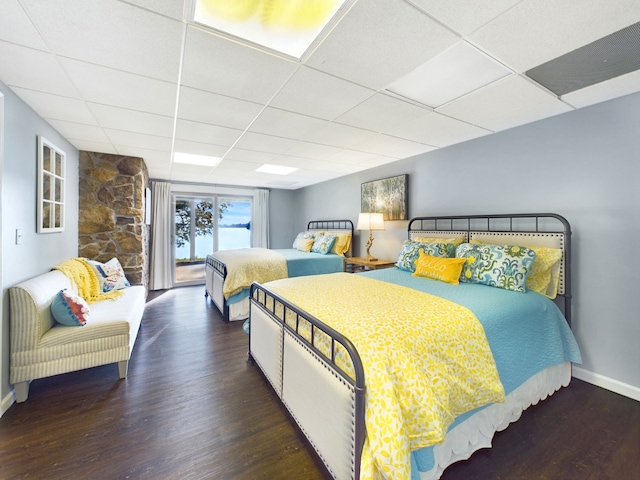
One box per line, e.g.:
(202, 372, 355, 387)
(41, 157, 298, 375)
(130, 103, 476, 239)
(192, 0, 349, 58)
(257, 164, 297, 175)
(386, 41, 512, 108)
(173, 152, 221, 167)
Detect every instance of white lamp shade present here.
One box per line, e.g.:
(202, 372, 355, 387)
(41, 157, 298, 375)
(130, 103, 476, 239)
(357, 212, 385, 231)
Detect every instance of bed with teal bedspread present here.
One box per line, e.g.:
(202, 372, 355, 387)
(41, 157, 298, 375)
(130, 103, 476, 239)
(227, 249, 344, 305)
(360, 267, 581, 478)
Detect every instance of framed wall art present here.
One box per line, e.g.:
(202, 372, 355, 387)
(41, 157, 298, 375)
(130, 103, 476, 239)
(37, 136, 66, 233)
(361, 174, 408, 221)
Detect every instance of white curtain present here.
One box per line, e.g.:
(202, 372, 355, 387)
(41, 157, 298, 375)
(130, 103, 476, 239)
(251, 189, 269, 248)
(149, 181, 173, 290)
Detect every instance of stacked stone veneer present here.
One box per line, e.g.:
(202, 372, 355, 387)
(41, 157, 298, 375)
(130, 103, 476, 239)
(78, 152, 149, 289)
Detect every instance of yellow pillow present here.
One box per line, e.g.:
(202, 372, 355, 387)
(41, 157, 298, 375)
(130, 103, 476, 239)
(413, 236, 466, 247)
(296, 238, 314, 252)
(329, 233, 352, 256)
(527, 246, 563, 298)
(469, 240, 562, 298)
(413, 252, 467, 285)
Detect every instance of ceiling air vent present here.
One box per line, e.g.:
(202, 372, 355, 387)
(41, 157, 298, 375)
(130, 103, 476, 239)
(526, 21, 640, 96)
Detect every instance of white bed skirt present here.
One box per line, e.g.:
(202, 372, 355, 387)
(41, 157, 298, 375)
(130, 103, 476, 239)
(420, 361, 572, 479)
(228, 297, 250, 322)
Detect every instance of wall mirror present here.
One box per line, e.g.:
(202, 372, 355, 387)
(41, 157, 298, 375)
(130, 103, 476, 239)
(37, 136, 65, 232)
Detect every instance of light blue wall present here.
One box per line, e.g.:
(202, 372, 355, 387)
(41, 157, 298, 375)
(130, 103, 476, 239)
(296, 92, 640, 396)
(0, 81, 79, 408)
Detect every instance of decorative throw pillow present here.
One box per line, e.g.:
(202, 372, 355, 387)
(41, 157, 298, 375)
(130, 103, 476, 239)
(329, 233, 352, 256)
(311, 233, 338, 255)
(413, 236, 466, 248)
(396, 241, 456, 272)
(526, 246, 563, 298)
(88, 257, 131, 292)
(456, 243, 536, 292)
(413, 252, 467, 285)
(50, 289, 90, 326)
(292, 231, 315, 251)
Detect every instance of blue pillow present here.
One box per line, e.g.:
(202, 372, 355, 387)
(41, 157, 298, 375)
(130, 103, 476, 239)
(50, 289, 90, 326)
(456, 243, 536, 292)
(311, 233, 337, 255)
(396, 241, 456, 272)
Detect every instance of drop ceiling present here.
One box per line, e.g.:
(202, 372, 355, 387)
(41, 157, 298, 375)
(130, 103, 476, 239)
(1, 0, 639, 190)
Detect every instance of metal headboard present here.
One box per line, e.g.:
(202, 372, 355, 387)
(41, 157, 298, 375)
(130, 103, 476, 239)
(407, 213, 572, 325)
(307, 219, 355, 257)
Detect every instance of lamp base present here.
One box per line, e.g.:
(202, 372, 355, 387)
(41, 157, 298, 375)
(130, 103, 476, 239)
(364, 253, 378, 262)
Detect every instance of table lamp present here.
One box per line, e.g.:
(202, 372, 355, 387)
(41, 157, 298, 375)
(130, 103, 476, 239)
(356, 212, 385, 261)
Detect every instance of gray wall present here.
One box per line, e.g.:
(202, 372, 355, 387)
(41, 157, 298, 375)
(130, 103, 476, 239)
(0, 81, 79, 410)
(297, 92, 640, 397)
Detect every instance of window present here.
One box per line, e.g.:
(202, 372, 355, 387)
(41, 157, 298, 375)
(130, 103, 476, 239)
(174, 194, 252, 285)
(37, 137, 65, 232)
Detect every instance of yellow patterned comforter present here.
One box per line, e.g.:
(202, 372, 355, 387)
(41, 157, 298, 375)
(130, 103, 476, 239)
(262, 272, 505, 480)
(214, 248, 288, 299)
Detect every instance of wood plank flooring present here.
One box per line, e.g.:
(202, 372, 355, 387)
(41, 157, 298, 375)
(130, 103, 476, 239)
(1, 286, 638, 480)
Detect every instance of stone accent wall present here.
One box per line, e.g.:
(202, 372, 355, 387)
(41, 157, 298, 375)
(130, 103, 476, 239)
(78, 152, 149, 289)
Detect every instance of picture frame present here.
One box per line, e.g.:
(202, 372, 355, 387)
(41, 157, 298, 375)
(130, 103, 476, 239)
(361, 174, 408, 221)
(37, 136, 66, 233)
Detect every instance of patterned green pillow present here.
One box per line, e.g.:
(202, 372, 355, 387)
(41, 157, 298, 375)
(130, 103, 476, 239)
(311, 233, 337, 255)
(396, 241, 456, 272)
(456, 243, 536, 292)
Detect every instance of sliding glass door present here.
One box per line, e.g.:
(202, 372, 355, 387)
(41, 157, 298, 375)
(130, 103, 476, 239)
(174, 194, 252, 285)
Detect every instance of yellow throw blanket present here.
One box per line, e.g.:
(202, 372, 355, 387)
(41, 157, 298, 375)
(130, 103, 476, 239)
(212, 248, 288, 299)
(53, 258, 122, 303)
(263, 272, 505, 480)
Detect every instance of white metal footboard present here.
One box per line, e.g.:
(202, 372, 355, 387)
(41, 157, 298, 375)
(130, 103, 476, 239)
(205, 254, 228, 320)
(249, 283, 366, 480)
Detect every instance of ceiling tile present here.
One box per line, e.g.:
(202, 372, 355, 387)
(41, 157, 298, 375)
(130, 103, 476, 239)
(269, 66, 375, 120)
(302, 122, 376, 149)
(233, 132, 298, 154)
(562, 70, 640, 109)
(335, 93, 428, 132)
(60, 58, 178, 116)
(283, 141, 342, 160)
(223, 148, 276, 164)
(124, 0, 186, 20)
(12, 88, 97, 124)
(47, 119, 111, 143)
(88, 103, 174, 138)
(350, 133, 436, 158)
(181, 26, 299, 104)
(0, 42, 78, 97)
(468, 0, 640, 72)
(437, 75, 574, 132)
(248, 107, 328, 140)
(72, 140, 118, 155)
(0, 0, 48, 50)
(306, 0, 459, 90)
(21, 0, 183, 82)
(177, 86, 263, 130)
(175, 119, 243, 146)
(406, 0, 522, 36)
(171, 139, 228, 158)
(105, 129, 173, 151)
(389, 111, 490, 147)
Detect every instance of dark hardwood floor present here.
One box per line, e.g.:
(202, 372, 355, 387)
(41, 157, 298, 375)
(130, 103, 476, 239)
(1, 286, 638, 480)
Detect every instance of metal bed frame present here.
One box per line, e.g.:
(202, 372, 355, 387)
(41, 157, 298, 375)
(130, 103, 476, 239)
(248, 213, 572, 479)
(205, 219, 354, 321)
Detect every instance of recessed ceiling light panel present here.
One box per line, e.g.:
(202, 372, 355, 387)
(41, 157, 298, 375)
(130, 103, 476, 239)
(173, 152, 222, 167)
(386, 41, 512, 108)
(257, 164, 297, 175)
(192, 0, 350, 59)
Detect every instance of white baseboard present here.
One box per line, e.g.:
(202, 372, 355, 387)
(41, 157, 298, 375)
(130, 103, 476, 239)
(573, 366, 640, 402)
(1, 389, 15, 418)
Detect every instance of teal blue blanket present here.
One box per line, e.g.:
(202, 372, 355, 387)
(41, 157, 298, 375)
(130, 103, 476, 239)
(359, 268, 581, 476)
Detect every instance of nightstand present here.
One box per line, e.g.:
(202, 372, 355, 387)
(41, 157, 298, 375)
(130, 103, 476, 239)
(344, 257, 396, 273)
